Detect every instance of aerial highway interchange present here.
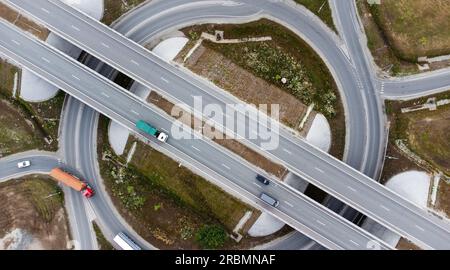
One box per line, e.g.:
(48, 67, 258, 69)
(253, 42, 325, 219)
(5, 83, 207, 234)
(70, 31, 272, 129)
(0, 0, 449, 251)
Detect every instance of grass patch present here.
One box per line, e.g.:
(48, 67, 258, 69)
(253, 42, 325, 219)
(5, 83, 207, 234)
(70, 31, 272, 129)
(92, 222, 115, 250)
(97, 116, 257, 249)
(27, 91, 66, 150)
(0, 176, 70, 249)
(1, 58, 65, 153)
(102, 0, 147, 26)
(19, 177, 64, 223)
(369, 0, 450, 60)
(356, 0, 450, 76)
(0, 2, 49, 40)
(182, 19, 345, 159)
(294, 0, 336, 32)
(0, 98, 45, 157)
(130, 139, 254, 232)
(0, 176, 64, 224)
(0, 59, 19, 98)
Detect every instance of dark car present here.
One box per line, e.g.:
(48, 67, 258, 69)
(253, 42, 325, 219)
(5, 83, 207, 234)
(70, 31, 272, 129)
(256, 174, 270, 185)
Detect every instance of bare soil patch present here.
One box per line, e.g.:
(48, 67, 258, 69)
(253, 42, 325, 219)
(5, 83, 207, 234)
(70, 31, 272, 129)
(357, 0, 450, 75)
(147, 91, 287, 179)
(435, 180, 450, 217)
(0, 99, 45, 157)
(98, 116, 278, 249)
(294, 0, 336, 32)
(0, 2, 49, 41)
(102, 0, 148, 26)
(0, 59, 19, 98)
(384, 91, 450, 217)
(179, 20, 346, 160)
(0, 176, 70, 250)
(372, 0, 450, 60)
(184, 45, 309, 131)
(396, 238, 421, 250)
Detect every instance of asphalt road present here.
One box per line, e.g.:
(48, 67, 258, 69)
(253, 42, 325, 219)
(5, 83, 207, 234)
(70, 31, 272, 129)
(61, 84, 157, 250)
(0, 17, 393, 250)
(7, 0, 450, 249)
(0, 151, 95, 250)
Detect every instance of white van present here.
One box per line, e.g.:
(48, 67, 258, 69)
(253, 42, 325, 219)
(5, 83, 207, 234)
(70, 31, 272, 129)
(260, 192, 279, 207)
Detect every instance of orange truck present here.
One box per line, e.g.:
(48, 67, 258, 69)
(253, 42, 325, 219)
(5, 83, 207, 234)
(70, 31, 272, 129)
(49, 168, 95, 198)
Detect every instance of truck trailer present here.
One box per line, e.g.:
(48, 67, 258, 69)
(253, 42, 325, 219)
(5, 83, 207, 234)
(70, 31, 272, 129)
(136, 120, 168, 142)
(113, 232, 141, 250)
(49, 168, 94, 198)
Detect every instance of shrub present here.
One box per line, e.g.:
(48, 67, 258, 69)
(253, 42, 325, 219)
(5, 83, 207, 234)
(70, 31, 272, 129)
(196, 224, 228, 249)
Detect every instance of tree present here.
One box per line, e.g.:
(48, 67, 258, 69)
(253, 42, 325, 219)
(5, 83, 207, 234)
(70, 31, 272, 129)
(196, 224, 228, 249)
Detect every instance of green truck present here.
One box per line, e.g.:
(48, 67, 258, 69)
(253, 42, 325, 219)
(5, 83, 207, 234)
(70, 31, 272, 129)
(136, 120, 169, 142)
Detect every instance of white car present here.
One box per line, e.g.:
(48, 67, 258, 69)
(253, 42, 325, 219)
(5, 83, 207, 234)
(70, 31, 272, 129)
(17, 160, 31, 168)
(156, 132, 169, 143)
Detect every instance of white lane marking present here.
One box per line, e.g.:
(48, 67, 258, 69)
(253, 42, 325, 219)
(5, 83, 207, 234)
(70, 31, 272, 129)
(71, 74, 80, 81)
(315, 167, 324, 173)
(71, 25, 80, 31)
(41, 8, 50, 14)
(415, 225, 425, 232)
(284, 201, 294, 207)
(347, 186, 357, 192)
(160, 77, 169, 83)
(253, 182, 262, 188)
(380, 204, 390, 212)
(101, 42, 110, 48)
(282, 148, 292, 155)
(222, 164, 231, 170)
(191, 145, 201, 152)
(161, 128, 168, 132)
(131, 60, 140, 66)
(316, 220, 326, 226)
(130, 110, 140, 116)
(11, 39, 20, 45)
(101, 92, 110, 98)
(349, 240, 360, 246)
(41, 57, 50, 63)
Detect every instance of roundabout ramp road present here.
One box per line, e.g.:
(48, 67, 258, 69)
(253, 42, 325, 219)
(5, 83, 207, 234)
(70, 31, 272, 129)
(0, 151, 95, 250)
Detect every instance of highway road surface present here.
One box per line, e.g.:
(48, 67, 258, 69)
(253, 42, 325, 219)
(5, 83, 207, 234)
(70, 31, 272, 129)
(61, 95, 157, 250)
(0, 17, 393, 250)
(6, 0, 450, 249)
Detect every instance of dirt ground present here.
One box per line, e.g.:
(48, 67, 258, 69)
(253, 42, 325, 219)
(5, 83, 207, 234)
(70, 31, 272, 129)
(98, 116, 284, 249)
(147, 91, 288, 179)
(179, 20, 346, 160)
(396, 238, 421, 250)
(357, 0, 450, 75)
(102, 0, 148, 25)
(0, 2, 49, 41)
(384, 93, 450, 217)
(356, 0, 418, 76)
(386, 94, 450, 176)
(0, 59, 19, 97)
(294, 0, 336, 32)
(435, 179, 450, 217)
(184, 45, 311, 132)
(0, 176, 71, 250)
(0, 99, 45, 157)
(380, 142, 422, 185)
